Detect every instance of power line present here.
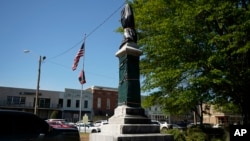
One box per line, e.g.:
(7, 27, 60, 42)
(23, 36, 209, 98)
(47, 40, 83, 60)
(85, 2, 124, 39)
(46, 60, 118, 80)
(47, 2, 125, 60)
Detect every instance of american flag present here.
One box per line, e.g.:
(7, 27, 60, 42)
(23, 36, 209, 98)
(72, 42, 84, 71)
(79, 70, 86, 84)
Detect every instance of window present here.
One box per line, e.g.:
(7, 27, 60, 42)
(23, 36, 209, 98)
(107, 98, 110, 109)
(67, 99, 71, 107)
(97, 98, 101, 108)
(84, 100, 88, 108)
(58, 99, 63, 108)
(7, 96, 25, 105)
(76, 100, 80, 108)
(38, 98, 50, 108)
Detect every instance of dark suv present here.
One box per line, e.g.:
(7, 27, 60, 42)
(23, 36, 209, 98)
(0, 110, 80, 141)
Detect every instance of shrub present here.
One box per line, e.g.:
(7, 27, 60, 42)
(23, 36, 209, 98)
(166, 129, 186, 141)
(49, 110, 58, 119)
(186, 127, 208, 141)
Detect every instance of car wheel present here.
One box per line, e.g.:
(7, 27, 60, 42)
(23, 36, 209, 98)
(91, 130, 97, 133)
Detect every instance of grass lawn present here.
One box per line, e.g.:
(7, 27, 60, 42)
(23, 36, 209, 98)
(80, 133, 89, 141)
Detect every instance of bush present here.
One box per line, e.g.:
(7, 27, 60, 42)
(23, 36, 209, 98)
(186, 127, 208, 141)
(166, 129, 186, 141)
(49, 110, 58, 119)
(161, 126, 228, 141)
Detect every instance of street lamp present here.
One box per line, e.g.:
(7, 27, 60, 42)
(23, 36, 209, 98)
(24, 50, 46, 115)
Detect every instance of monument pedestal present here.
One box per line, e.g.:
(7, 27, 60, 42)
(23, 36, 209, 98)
(90, 43, 173, 141)
(90, 105, 173, 141)
(90, 132, 173, 141)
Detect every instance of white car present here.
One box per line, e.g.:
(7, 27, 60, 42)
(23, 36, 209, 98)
(213, 124, 224, 128)
(76, 124, 100, 133)
(93, 120, 108, 127)
(151, 120, 169, 130)
(159, 121, 170, 130)
(75, 120, 93, 126)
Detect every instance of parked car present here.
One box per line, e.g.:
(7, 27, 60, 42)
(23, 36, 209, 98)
(46, 118, 66, 122)
(0, 110, 80, 141)
(213, 124, 224, 128)
(98, 123, 109, 132)
(151, 120, 161, 125)
(151, 120, 161, 127)
(187, 122, 201, 128)
(151, 120, 173, 130)
(168, 124, 187, 131)
(46, 120, 77, 129)
(75, 120, 93, 126)
(76, 123, 101, 133)
(94, 120, 108, 127)
(187, 122, 213, 129)
(46, 119, 76, 128)
(159, 121, 170, 130)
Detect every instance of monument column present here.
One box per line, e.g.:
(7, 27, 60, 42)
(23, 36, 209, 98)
(107, 42, 151, 125)
(116, 42, 142, 107)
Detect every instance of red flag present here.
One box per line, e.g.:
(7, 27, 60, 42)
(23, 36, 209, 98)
(72, 42, 85, 71)
(79, 70, 86, 84)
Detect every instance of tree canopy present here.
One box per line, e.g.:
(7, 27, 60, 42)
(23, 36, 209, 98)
(130, 0, 250, 124)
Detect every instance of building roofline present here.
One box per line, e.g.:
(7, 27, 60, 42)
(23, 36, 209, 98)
(0, 86, 63, 93)
(89, 85, 118, 91)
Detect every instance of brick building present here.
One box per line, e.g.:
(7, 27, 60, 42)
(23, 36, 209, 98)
(87, 86, 118, 118)
(202, 104, 242, 125)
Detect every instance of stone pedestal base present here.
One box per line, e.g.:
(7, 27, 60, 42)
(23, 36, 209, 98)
(90, 105, 173, 141)
(90, 133, 173, 141)
(108, 105, 151, 124)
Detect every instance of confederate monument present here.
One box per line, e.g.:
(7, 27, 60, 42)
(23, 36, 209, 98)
(90, 3, 173, 141)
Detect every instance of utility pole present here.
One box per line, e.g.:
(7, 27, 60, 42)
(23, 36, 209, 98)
(34, 55, 46, 115)
(24, 50, 45, 115)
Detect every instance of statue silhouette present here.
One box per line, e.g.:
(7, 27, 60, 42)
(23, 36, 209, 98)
(120, 4, 137, 49)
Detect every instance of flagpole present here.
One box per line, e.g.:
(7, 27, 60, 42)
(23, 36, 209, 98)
(79, 34, 87, 122)
(79, 83, 83, 122)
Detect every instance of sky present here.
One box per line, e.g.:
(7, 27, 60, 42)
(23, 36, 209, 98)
(0, 0, 126, 92)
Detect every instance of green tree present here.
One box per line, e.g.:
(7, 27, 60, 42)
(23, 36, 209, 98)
(50, 110, 58, 119)
(130, 0, 250, 124)
(213, 102, 240, 115)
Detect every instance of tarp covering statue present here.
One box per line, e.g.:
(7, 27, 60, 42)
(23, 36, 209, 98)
(120, 4, 137, 48)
